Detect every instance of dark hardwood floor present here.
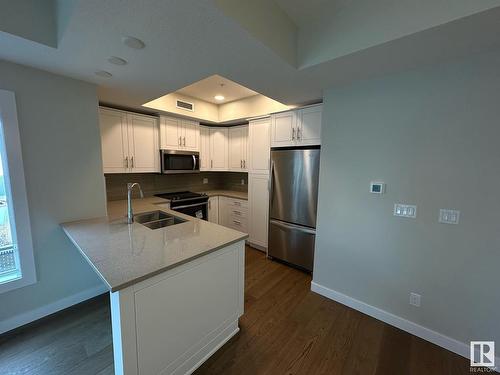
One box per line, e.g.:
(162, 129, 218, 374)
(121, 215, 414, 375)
(0, 246, 473, 374)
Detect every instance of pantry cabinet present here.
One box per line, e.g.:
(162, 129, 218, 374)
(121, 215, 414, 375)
(159, 116, 199, 151)
(271, 105, 322, 147)
(248, 117, 270, 174)
(248, 173, 269, 249)
(228, 125, 248, 172)
(99, 107, 159, 173)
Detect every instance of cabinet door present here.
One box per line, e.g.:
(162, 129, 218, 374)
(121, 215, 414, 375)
(228, 126, 244, 171)
(182, 120, 199, 151)
(208, 196, 219, 224)
(271, 111, 296, 147)
(248, 118, 270, 174)
(99, 108, 129, 173)
(160, 116, 182, 150)
(242, 125, 248, 171)
(218, 196, 230, 227)
(209, 128, 228, 171)
(127, 114, 159, 173)
(199, 126, 210, 171)
(248, 173, 269, 249)
(298, 106, 322, 146)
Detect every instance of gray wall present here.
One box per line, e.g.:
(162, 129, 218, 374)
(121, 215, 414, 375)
(0, 60, 106, 322)
(314, 49, 500, 346)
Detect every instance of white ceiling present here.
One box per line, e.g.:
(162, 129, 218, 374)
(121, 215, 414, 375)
(177, 75, 258, 104)
(0, 0, 499, 112)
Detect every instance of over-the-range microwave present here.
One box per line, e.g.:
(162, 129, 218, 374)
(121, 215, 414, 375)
(160, 149, 200, 174)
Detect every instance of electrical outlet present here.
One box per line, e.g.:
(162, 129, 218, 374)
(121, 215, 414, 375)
(241, 179, 245, 185)
(439, 209, 460, 224)
(410, 292, 421, 307)
(203, 178, 208, 184)
(394, 204, 417, 218)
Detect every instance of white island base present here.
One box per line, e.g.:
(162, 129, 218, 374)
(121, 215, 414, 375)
(110, 241, 245, 375)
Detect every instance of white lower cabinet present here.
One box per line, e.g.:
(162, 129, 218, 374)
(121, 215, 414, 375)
(208, 196, 219, 224)
(248, 173, 269, 250)
(218, 196, 248, 233)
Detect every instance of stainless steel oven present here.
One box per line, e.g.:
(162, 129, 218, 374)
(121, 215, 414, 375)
(160, 150, 200, 174)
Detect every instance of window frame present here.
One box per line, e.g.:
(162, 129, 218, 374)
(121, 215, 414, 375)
(0, 90, 36, 294)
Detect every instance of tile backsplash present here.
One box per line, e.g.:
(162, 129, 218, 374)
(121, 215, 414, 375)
(105, 172, 248, 201)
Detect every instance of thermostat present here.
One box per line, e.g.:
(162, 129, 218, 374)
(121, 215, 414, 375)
(370, 181, 385, 194)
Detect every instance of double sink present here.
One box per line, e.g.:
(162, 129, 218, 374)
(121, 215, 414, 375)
(134, 210, 186, 230)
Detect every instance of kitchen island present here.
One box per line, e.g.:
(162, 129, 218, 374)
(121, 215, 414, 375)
(62, 197, 247, 375)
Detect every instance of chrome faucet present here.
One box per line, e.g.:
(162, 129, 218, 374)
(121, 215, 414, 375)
(127, 182, 144, 224)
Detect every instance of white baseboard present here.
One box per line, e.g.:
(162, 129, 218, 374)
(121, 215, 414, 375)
(0, 283, 108, 335)
(311, 281, 488, 363)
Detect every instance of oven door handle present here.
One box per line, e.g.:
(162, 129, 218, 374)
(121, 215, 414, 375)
(172, 202, 208, 210)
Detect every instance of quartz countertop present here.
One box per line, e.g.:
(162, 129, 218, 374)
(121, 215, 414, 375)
(201, 190, 248, 200)
(61, 197, 248, 292)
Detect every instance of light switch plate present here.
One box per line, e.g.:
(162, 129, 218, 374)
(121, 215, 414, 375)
(439, 209, 460, 224)
(394, 204, 417, 218)
(203, 178, 208, 184)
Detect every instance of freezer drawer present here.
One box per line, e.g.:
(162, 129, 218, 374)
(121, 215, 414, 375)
(268, 219, 315, 272)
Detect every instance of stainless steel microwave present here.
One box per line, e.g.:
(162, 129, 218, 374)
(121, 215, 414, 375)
(160, 150, 200, 174)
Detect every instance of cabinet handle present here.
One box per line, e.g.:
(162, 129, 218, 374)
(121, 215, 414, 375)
(233, 220, 241, 225)
(243, 160, 246, 168)
(125, 157, 129, 168)
(234, 201, 241, 206)
(211, 160, 213, 168)
(297, 127, 301, 140)
(292, 127, 295, 140)
(240, 160, 243, 168)
(179, 136, 182, 146)
(131, 156, 134, 168)
(183, 137, 186, 146)
(233, 210, 241, 216)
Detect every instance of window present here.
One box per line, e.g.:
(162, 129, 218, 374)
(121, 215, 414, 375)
(0, 90, 36, 293)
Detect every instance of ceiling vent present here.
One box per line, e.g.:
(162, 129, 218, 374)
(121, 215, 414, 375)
(176, 99, 194, 112)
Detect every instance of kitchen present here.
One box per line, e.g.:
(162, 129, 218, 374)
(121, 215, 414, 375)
(0, 2, 498, 375)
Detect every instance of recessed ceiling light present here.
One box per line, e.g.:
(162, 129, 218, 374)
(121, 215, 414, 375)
(108, 56, 127, 65)
(122, 36, 145, 50)
(95, 70, 112, 78)
(214, 95, 225, 101)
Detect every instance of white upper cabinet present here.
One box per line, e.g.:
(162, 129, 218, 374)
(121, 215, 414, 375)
(160, 116, 199, 151)
(127, 114, 160, 173)
(271, 105, 322, 147)
(271, 111, 296, 147)
(182, 120, 199, 151)
(100, 109, 128, 173)
(199, 126, 210, 171)
(297, 105, 322, 146)
(228, 125, 248, 172)
(248, 117, 270, 174)
(209, 128, 228, 170)
(100, 108, 159, 174)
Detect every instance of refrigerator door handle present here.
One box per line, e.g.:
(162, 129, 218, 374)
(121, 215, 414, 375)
(270, 219, 316, 235)
(269, 160, 275, 205)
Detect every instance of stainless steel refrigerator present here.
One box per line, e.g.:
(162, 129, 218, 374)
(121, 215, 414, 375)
(268, 147, 320, 272)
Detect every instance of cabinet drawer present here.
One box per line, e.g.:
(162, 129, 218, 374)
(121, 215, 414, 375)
(226, 198, 248, 209)
(228, 217, 248, 233)
(229, 207, 247, 219)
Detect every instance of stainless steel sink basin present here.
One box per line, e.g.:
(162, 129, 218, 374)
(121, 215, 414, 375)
(134, 210, 186, 229)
